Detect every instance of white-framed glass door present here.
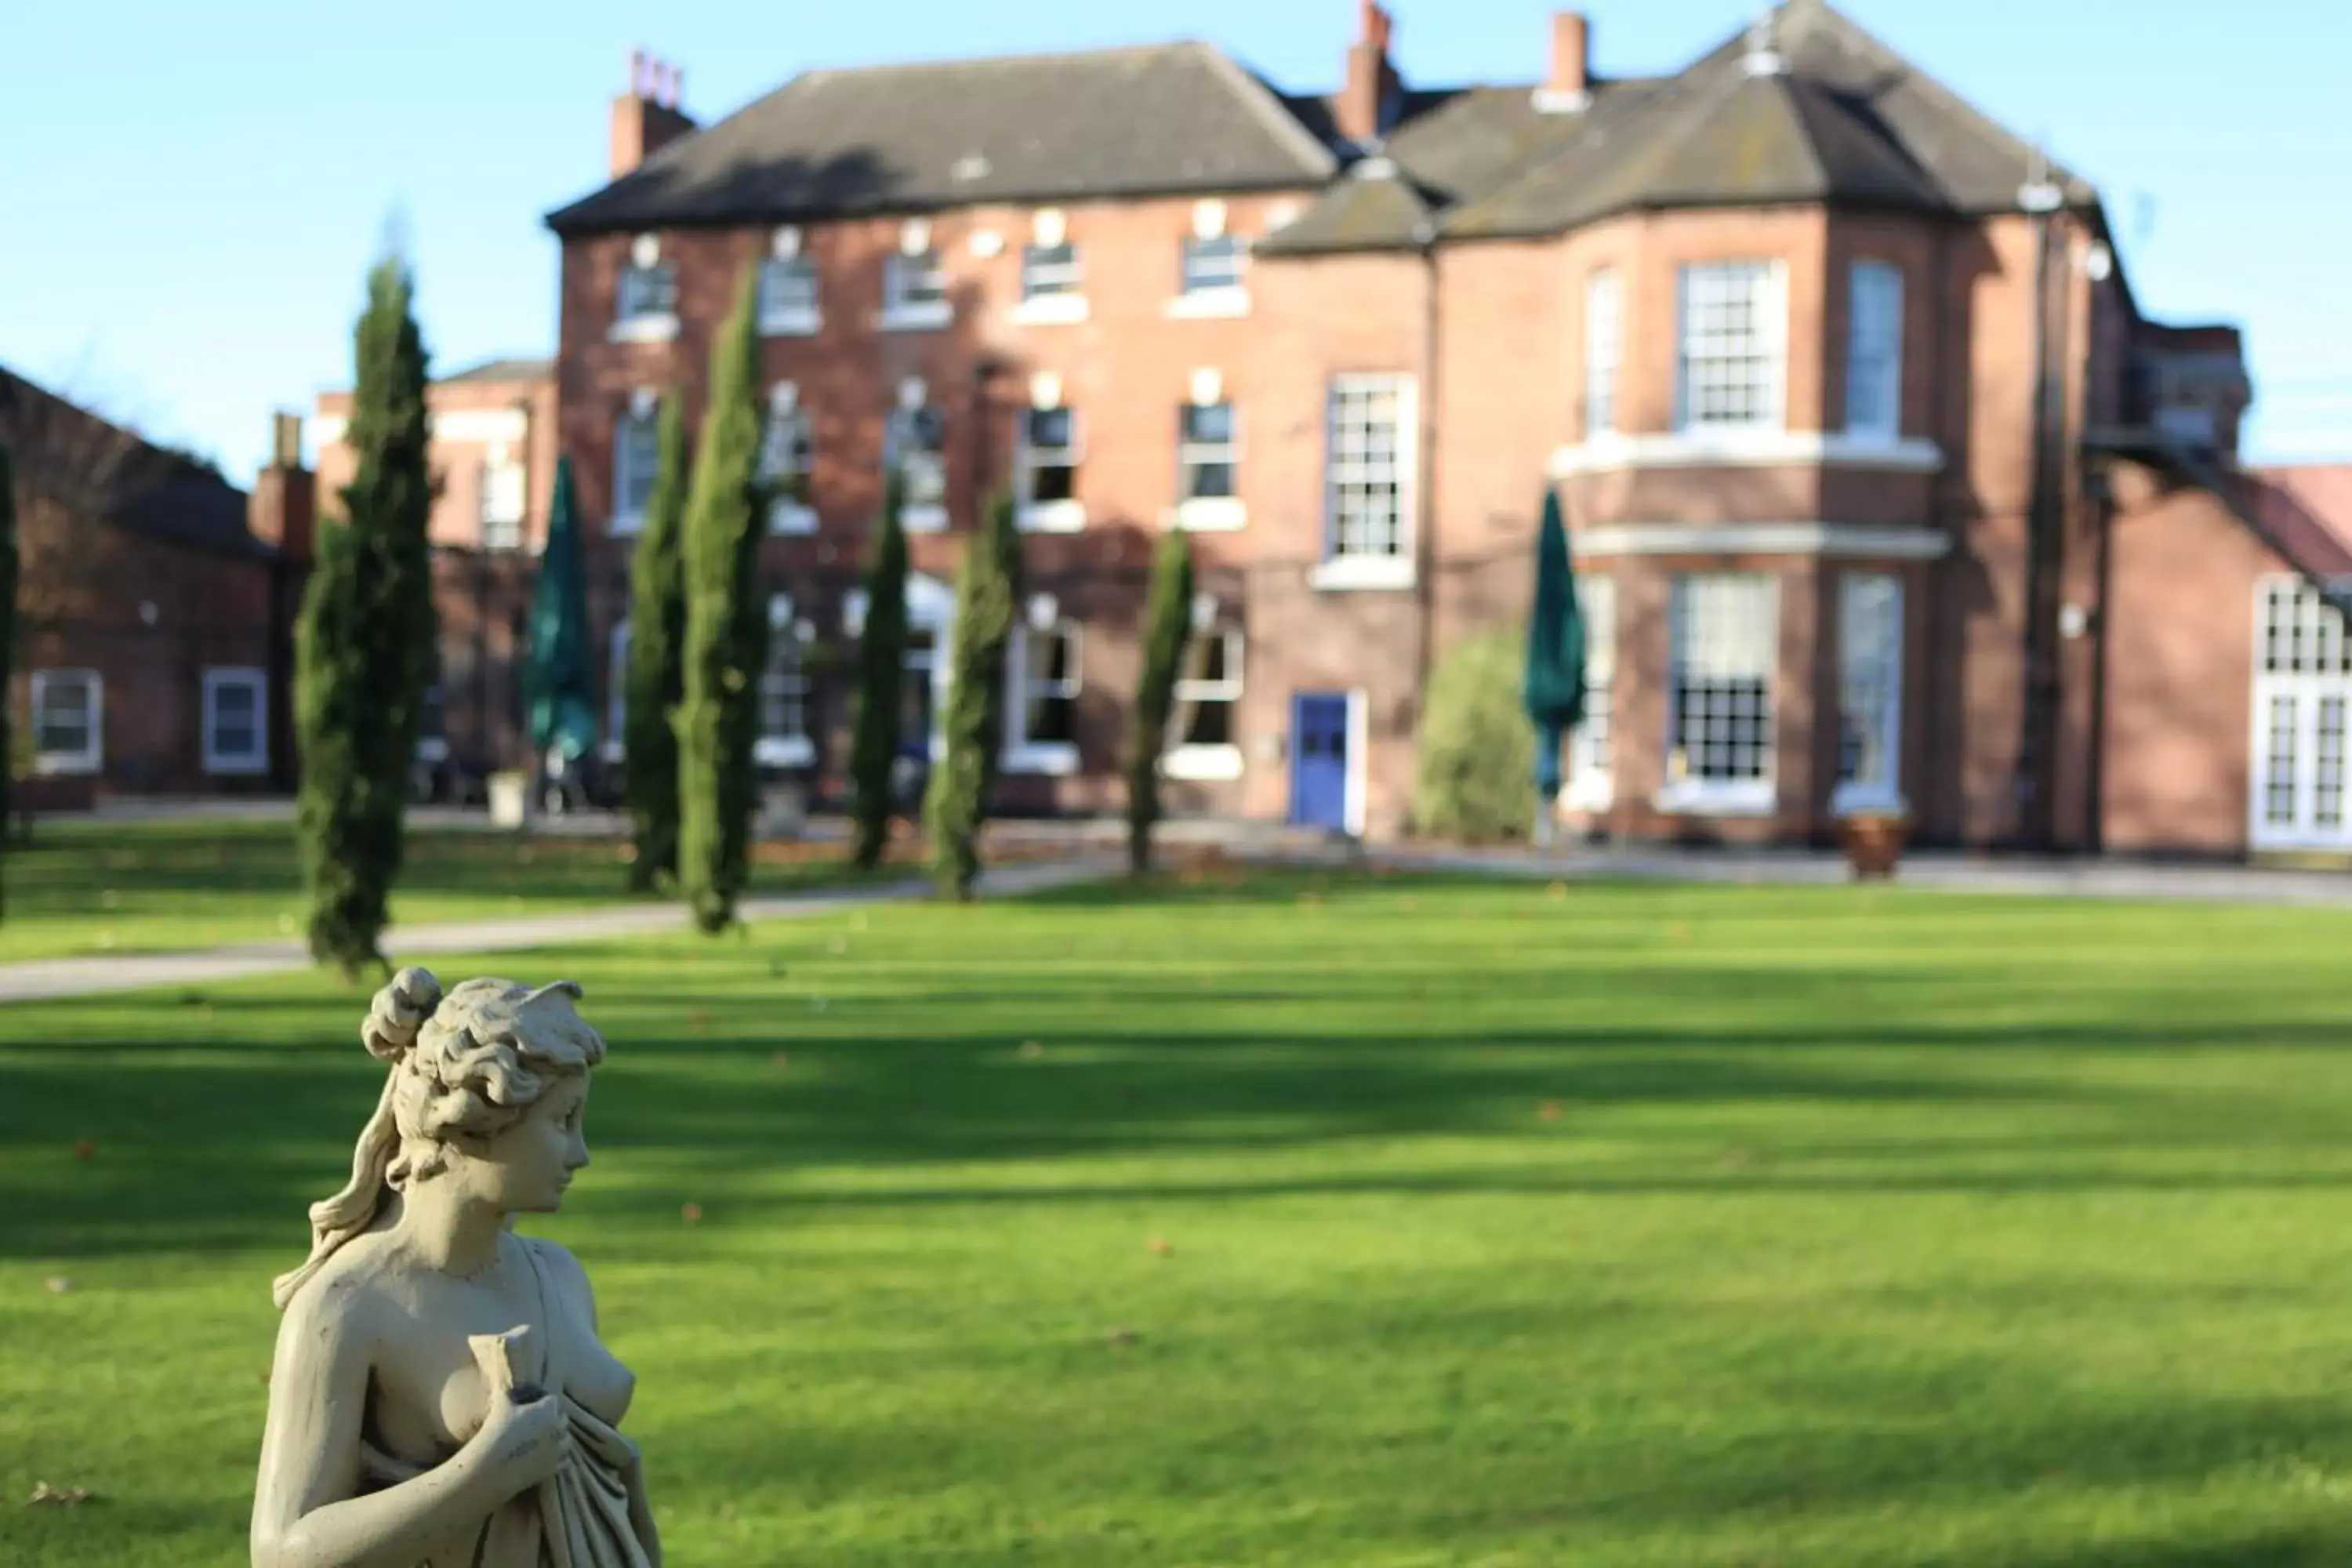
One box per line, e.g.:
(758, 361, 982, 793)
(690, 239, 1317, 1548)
(2249, 576, 2352, 851)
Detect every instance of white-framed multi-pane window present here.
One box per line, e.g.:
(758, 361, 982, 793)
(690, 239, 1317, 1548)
(1175, 398, 1243, 529)
(612, 397, 660, 534)
(1566, 575, 1617, 808)
(604, 619, 630, 763)
(1664, 573, 1778, 812)
(480, 446, 527, 550)
(1017, 406, 1083, 531)
(1584, 269, 1622, 438)
(1022, 241, 1082, 300)
(1846, 260, 1905, 441)
(1181, 235, 1247, 296)
(29, 670, 102, 775)
(884, 246, 949, 327)
(1320, 375, 1415, 581)
(760, 229, 820, 336)
(758, 599, 814, 769)
(201, 667, 268, 775)
(614, 234, 677, 340)
(1833, 573, 1906, 813)
(762, 385, 817, 535)
(1005, 621, 1080, 772)
(1675, 260, 1787, 431)
(2250, 575, 2352, 850)
(1166, 622, 1244, 781)
(884, 392, 948, 532)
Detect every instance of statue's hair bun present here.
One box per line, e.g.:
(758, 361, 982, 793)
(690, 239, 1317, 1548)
(362, 967, 444, 1064)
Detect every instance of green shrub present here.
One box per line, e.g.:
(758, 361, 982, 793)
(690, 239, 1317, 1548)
(1412, 626, 1534, 844)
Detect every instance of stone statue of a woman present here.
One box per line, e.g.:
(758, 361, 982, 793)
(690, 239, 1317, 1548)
(252, 967, 662, 1567)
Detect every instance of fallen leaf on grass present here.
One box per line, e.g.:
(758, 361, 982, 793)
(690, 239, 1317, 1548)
(1019, 1040, 1045, 1060)
(685, 1009, 712, 1030)
(1547, 881, 1567, 900)
(27, 1482, 93, 1507)
(1105, 1327, 1141, 1347)
(45, 1277, 73, 1294)
(1668, 922, 1692, 943)
(681, 1203, 705, 1225)
(827, 937, 849, 956)
(771, 1051, 791, 1069)
(1540, 1103, 1563, 1123)
(72, 1140, 95, 1161)
(1148, 1237, 1174, 1258)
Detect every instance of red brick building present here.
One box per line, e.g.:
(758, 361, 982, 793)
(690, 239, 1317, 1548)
(532, 2, 2344, 856)
(311, 357, 556, 793)
(4, 368, 309, 800)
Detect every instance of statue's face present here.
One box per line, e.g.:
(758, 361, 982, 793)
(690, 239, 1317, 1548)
(470, 1073, 592, 1214)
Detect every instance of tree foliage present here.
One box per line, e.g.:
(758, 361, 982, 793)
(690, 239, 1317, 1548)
(1126, 528, 1194, 875)
(675, 269, 770, 934)
(1413, 626, 1537, 845)
(924, 490, 1023, 899)
(623, 389, 690, 891)
(296, 254, 437, 978)
(849, 473, 909, 870)
(0, 440, 14, 917)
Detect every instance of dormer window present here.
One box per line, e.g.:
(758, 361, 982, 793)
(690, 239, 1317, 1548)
(760, 227, 819, 336)
(613, 234, 679, 343)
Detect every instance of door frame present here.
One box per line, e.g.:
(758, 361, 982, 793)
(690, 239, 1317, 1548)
(1288, 688, 1367, 837)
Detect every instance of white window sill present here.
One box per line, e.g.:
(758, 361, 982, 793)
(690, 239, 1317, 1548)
(1018, 499, 1086, 533)
(609, 313, 680, 345)
(600, 739, 624, 764)
(769, 502, 818, 535)
(1550, 430, 1946, 477)
(1566, 777, 1613, 812)
(1308, 555, 1415, 592)
(1003, 742, 1079, 776)
(1010, 294, 1090, 326)
(902, 504, 949, 535)
(1653, 780, 1776, 818)
(760, 311, 821, 338)
(204, 755, 269, 777)
(1830, 786, 1910, 819)
(1166, 289, 1250, 319)
(755, 735, 816, 769)
(611, 512, 645, 537)
(34, 753, 101, 776)
(416, 738, 451, 764)
(1163, 744, 1243, 782)
(1173, 497, 1246, 532)
(880, 301, 953, 332)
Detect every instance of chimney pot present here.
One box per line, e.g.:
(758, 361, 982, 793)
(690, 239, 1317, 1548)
(1538, 11, 1592, 112)
(630, 48, 646, 98)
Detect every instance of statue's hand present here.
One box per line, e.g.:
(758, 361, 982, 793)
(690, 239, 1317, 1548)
(469, 1387, 569, 1500)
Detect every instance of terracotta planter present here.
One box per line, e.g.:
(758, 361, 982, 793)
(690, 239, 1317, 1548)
(1842, 812, 1910, 880)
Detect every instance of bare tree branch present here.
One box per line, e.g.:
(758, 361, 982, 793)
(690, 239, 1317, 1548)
(0, 365, 179, 632)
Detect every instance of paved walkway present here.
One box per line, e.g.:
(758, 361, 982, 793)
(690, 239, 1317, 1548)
(0, 858, 1119, 1006)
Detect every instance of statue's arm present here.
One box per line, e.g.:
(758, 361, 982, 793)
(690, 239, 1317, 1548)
(249, 1279, 497, 1568)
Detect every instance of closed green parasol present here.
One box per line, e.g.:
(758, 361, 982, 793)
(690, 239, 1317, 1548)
(526, 456, 599, 769)
(1522, 485, 1587, 844)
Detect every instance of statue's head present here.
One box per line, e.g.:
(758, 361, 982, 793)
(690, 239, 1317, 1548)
(272, 967, 608, 1308)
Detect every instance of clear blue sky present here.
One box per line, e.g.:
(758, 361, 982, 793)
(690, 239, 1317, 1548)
(3, 0, 2346, 483)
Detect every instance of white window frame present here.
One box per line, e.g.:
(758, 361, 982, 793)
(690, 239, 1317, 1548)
(29, 669, 102, 775)
(612, 399, 660, 535)
(1166, 624, 1244, 781)
(201, 667, 269, 776)
(885, 397, 949, 533)
(1566, 575, 1617, 810)
(2249, 575, 2352, 851)
(1167, 202, 1250, 318)
(612, 235, 680, 343)
(1312, 373, 1417, 591)
(757, 601, 815, 769)
(1846, 260, 1904, 442)
(1660, 572, 1779, 815)
(479, 447, 527, 550)
(1014, 240, 1089, 325)
(1181, 234, 1247, 296)
(1016, 405, 1085, 532)
(1584, 269, 1622, 439)
(1831, 572, 1906, 815)
(1175, 398, 1244, 532)
(602, 619, 630, 764)
(1004, 622, 1081, 775)
(882, 249, 952, 331)
(760, 234, 821, 336)
(1674, 260, 1788, 434)
(762, 387, 818, 535)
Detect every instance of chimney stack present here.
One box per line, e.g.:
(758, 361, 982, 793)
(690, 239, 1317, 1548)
(1335, 0, 1401, 149)
(249, 410, 315, 564)
(610, 48, 699, 180)
(1536, 12, 1592, 113)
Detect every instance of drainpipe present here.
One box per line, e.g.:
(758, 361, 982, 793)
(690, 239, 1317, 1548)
(1409, 220, 1441, 838)
(2018, 165, 2066, 852)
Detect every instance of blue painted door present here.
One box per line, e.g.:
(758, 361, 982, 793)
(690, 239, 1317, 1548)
(1290, 693, 1352, 831)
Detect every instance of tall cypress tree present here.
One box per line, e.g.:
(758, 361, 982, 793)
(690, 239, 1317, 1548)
(675, 267, 769, 934)
(623, 388, 690, 891)
(848, 472, 909, 870)
(924, 488, 1023, 900)
(296, 254, 436, 978)
(1127, 528, 1195, 876)
(0, 441, 15, 917)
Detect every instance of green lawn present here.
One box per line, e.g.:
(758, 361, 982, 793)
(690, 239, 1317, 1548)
(0, 817, 895, 963)
(7, 872, 2352, 1565)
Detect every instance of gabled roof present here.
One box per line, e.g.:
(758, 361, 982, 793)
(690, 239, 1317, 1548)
(545, 42, 1338, 234)
(1445, 0, 2096, 241)
(0, 365, 270, 561)
(440, 356, 552, 387)
(1254, 158, 1435, 256)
